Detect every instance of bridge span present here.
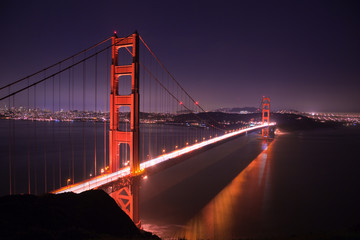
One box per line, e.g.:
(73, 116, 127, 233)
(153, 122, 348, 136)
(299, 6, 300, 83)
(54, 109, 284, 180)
(54, 123, 275, 194)
(1, 31, 275, 226)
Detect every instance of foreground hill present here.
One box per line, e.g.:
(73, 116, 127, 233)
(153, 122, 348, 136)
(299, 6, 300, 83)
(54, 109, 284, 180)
(0, 190, 160, 240)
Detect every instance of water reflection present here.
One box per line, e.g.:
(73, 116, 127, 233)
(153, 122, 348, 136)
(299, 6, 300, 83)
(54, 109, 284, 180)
(177, 139, 274, 240)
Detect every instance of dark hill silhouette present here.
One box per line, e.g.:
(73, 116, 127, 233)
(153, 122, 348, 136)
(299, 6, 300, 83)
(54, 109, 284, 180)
(0, 189, 160, 240)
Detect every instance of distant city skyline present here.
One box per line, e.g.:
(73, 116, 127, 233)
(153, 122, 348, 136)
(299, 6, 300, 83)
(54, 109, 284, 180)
(1, 0, 359, 112)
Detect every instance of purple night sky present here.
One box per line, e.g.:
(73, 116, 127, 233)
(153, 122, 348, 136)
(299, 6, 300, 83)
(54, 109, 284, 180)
(0, 0, 359, 112)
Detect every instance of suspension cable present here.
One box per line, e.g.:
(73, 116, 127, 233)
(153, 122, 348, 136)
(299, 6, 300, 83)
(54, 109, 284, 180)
(139, 35, 223, 130)
(0, 37, 112, 91)
(1, 34, 133, 101)
(139, 35, 206, 112)
(141, 63, 225, 132)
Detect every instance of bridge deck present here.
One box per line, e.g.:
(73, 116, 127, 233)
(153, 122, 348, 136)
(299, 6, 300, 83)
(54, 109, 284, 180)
(53, 123, 275, 194)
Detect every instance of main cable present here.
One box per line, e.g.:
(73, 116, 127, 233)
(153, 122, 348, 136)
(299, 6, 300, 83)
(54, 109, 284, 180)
(0, 34, 133, 101)
(0, 37, 112, 91)
(139, 35, 224, 131)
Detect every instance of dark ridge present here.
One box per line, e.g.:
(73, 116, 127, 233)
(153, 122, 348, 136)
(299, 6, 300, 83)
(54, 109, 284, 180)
(270, 113, 342, 131)
(173, 112, 342, 131)
(0, 189, 160, 240)
(215, 107, 259, 113)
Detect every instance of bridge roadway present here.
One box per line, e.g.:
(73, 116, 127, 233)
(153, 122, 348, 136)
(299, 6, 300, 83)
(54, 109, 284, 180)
(53, 123, 275, 194)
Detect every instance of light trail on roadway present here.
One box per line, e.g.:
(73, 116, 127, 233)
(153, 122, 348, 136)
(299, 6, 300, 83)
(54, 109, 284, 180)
(53, 123, 275, 194)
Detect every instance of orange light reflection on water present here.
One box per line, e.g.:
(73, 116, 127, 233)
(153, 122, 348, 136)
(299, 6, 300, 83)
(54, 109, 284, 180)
(177, 140, 274, 240)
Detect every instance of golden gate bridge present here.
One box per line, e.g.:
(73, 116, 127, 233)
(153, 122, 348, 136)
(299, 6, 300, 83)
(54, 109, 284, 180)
(0, 32, 274, 227)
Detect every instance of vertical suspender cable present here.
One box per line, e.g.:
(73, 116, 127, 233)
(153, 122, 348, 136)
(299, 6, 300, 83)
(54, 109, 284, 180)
(94, 53, 97, 176)
(58, 65, 62, 188)
(155, 62, 157, 155)
(68, 68, 72, 183)
(104, 48, 109, 169)
(8, 87, 12, 195)
(148, 60, 151, 159)
(52, 76, 55, 190)
(59, 68, 62, 185)
(71, 58, 75, 184)
(44, 75, 47, 193)
(12, 94, 16, 194)
(83, 55, 86, 179)
(34, 85, 38, 194)
(27, 78, 31, 194)
(141, 52, 145, 163)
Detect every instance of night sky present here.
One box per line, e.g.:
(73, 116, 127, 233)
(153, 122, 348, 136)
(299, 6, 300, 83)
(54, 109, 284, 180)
(1, 0, 359, 112)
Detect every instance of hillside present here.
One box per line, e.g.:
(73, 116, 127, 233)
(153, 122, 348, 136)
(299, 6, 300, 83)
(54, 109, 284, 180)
(0, 190, 160, 240)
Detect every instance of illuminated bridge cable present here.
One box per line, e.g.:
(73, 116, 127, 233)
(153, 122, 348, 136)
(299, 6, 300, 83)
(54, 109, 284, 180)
(94, 53, 97, 176)
(83, 57, 86, 179)
(139, 35, 223, 131)
(8, 119, 12, 195)
(27, 95, 31, 194)
(0, 34, 133, 101)
(140, 63, 225, 132)
(69, 64, 74, 184)
(0, 37, 112, 91)
(139, 35, 206, 112)
(52, 76, 55, 190)
(140, 64, 184, 110)
(104, 48, 109, 170)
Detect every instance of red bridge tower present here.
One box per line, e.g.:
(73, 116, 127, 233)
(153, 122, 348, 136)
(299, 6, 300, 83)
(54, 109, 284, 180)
(108, 32, 141, 227)
(262, 96, 270, 138)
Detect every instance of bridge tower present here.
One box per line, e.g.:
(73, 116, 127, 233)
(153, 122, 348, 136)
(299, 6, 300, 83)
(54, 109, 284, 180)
(262, 96, 270, 138)
(109, 32, 140, 227)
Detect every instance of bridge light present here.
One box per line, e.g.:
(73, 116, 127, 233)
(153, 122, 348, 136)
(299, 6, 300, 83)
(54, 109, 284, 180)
(143, 175, 148, 180)
(162, 149, 166, 153)
(101, 168, 105, 174)
(175, 145, 178, 149)
(186, 142, 189, 145)
(195, 139, 198, 143)
(203, 137, 205, 140)
(179, 101, 183, 105)
(195, 101, 199, 105)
